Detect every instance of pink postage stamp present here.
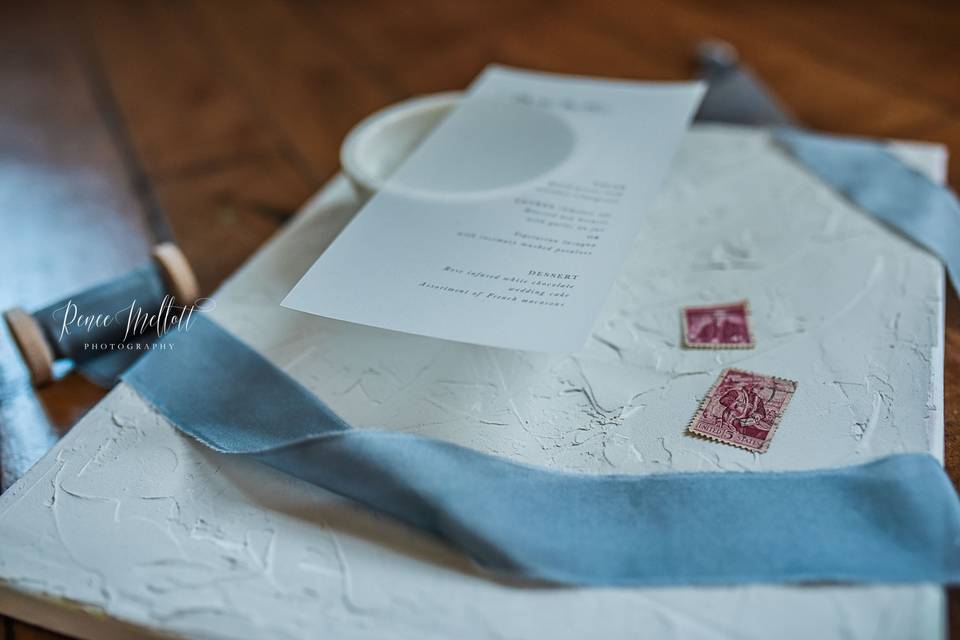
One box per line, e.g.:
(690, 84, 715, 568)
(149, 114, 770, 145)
(682, 300, 753, 349)
(687, 369, 797, 453)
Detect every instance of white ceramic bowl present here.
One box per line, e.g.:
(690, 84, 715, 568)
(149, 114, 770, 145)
(340, 92, 463, 199)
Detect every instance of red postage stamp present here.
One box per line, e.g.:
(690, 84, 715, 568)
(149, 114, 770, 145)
(682, 300, 754, 349)
(687, 369, 797, 453)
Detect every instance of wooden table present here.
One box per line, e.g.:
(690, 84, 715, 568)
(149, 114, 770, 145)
(1, 1, 958, 638)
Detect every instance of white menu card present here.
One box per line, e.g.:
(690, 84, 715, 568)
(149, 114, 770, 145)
(283, 66, 704, 352)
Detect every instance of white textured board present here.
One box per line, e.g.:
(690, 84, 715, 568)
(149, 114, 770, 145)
(0, 126, 948, 640)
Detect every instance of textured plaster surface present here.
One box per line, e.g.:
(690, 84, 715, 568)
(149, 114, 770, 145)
(0, 126, 948, 639)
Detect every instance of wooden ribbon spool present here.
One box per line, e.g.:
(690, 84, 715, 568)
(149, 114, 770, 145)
(3, 243, 199, 387)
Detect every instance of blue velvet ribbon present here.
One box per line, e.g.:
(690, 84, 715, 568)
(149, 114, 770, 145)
(775, 128, 960, 294)
(122, 315, 960, 586)
(696, 51, 959, 294)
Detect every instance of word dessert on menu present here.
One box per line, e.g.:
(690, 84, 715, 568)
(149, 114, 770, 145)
(283, 66, 704, 352)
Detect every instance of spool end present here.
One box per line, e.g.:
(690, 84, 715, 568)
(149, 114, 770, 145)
(4, 307, 55, 387)
(151, 243, 200, 305)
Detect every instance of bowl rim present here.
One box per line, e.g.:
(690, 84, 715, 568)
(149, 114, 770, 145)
(340, 91, 464, 194)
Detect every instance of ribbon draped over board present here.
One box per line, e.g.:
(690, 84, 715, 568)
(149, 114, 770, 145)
(123, 315, 960, 587)
(775, 128, 960, 294)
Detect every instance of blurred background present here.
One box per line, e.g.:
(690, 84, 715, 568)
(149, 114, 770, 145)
(1, 0, 958, 637)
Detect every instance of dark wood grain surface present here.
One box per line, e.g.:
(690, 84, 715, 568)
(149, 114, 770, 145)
(1, 1, 958, 638)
